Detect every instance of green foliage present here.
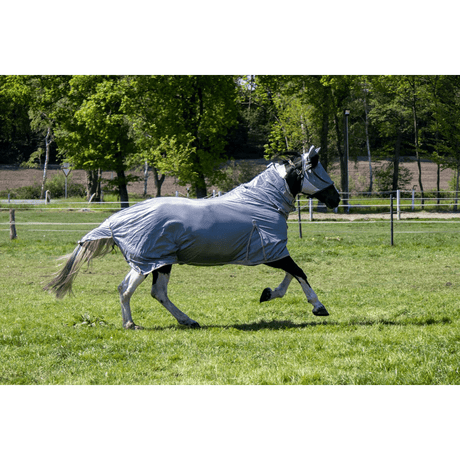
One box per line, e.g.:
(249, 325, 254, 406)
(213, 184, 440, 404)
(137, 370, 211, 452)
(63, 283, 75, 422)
(374, 162, 414, 192)
(5, 74, 460, 203)
(46, 173, 86, 198)
(214, 160, 265, 192)
(20, 148, 44, 168)
(72, 313, 108, 328)
(8, 183, 42, 199)
(129, 75, 239, 195)
(448, 170, 460, 191)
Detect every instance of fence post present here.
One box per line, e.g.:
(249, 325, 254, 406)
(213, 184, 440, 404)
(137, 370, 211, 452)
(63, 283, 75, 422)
(297, 195, 302, 238)
(397, 189, 401, 220)
(10, 209, 17, 240)
(390, 194, 394, 246)
(309, 198, 313, 221)
(175, 191, 179, 197)
(412, 187, 415, 210)
(45, 190, 50, 204)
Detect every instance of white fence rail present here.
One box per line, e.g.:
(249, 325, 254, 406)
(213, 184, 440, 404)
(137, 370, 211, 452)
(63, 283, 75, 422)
(296, 190, 460, 221)
(2, 189, 460, 245)
(2, 189, 460, 217)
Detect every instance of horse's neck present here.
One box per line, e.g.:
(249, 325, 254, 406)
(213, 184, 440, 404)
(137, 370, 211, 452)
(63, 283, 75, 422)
(273, 161, 301, 197)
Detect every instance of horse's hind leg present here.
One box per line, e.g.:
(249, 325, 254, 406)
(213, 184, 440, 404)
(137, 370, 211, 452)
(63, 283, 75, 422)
(118, 268, 147, 329)
(151, 265, 200, 328)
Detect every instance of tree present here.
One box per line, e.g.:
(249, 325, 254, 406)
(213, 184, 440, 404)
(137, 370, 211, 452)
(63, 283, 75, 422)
(55, 76, 138, 208)
(26, 76, 63, 198)
(367, 76, 412, 192)
(129, 75, 239, 198)
(0, 76, 38, 165)
(254, 75, 333, 167)
(430, 76, 460, 209)
(401, 75, 428, 206)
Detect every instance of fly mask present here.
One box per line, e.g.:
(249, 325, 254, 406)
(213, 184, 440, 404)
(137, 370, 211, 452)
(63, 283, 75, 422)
(300, 146, 335, 196)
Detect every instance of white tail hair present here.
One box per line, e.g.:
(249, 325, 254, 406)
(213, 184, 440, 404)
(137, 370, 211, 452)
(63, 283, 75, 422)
(44, 238, 115, 298)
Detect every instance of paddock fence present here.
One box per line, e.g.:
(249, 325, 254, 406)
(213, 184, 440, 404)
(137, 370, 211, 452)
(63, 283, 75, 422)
(1, 189, 459, 245)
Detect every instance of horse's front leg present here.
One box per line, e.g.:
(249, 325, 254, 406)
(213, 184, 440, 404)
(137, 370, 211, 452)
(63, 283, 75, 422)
(260, 272, 294, 302)
(118, 268, 147, 329)
(263, 257, 329, 316)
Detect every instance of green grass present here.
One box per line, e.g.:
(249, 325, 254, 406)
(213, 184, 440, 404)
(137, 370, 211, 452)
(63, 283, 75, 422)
(1, 209, 460, 384)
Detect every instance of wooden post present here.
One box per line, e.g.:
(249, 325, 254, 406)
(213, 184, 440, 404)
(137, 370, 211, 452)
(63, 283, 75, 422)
(297, 195, 302, 238)
(10, 209, 17, 240)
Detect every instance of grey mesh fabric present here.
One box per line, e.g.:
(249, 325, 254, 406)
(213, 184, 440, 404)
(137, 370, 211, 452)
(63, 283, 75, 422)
(301, 147, 335, 196)
(79, 164, 295, 275)
(301, 160, 334, 195)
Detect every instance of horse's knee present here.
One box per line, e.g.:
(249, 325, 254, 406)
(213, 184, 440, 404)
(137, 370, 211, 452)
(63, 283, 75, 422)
(118, 280, 128, 299)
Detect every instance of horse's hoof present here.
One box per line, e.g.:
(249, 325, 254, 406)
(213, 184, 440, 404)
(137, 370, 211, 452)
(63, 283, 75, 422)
(260, 288, 272, 303)
(179, 320, 201, 328)
(312, 305, 329, 316)
(124, 321, 144, 330)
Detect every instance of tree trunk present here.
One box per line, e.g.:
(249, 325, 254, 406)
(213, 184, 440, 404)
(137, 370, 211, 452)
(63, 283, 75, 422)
(300, 114, 308, 154)
(86, 169, 102, 201)
(412, 97, 424, 208)
(392, 130, 402, 191)
(364, 97, 373, 193)
(117, 169, 129, 208)
(191, 79, 208, 199)
(143, 161, 149, 197)
(455, 161, 460, 212)
(320, 110, 329, 171)
(40, 127, 52, 199)
(195, 172, 207, 199)
(334, 112, 346, 208)
(152, 165, 166, 198)
(437, 163, 441, 206)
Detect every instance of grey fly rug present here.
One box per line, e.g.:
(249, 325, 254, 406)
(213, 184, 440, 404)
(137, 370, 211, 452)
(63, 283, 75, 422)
(79, 164, 296, 275)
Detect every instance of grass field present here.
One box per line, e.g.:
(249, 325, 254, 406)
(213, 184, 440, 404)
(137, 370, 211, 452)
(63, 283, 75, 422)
(1, 208, 460, 384)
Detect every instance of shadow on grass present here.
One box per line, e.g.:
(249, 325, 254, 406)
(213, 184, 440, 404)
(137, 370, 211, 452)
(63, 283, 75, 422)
(207, 316, 451, 331)
(138, 320, 329, 332)
(144, 317, 452, 331)
(139, 316, 452, 332)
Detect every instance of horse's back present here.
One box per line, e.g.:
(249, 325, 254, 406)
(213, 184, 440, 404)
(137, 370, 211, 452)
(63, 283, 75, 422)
(82, 195, 290, 273)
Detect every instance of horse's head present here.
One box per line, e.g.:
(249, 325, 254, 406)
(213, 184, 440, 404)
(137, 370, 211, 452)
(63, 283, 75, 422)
(283, 146, 341, 209)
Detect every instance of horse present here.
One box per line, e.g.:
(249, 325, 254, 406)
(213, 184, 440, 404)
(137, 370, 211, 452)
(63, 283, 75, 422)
(45, 146, 340, 329)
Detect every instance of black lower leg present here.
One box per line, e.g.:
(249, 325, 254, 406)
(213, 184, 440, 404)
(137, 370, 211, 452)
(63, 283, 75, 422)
(265, 257, 310, 287)
(151, 264, 172, 285)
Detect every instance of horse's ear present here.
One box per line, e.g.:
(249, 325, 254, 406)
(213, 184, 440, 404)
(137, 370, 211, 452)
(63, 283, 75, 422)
(307, 145, 320, 168)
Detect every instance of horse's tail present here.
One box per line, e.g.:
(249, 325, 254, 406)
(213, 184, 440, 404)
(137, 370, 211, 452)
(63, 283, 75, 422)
(44, 237, 115, 299)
